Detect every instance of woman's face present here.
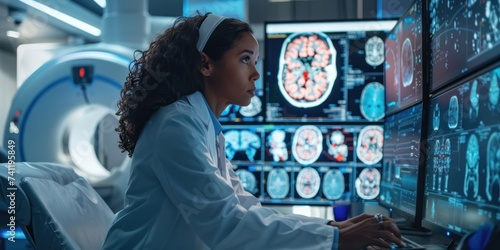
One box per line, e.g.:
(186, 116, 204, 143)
(207, 32, 260, 107)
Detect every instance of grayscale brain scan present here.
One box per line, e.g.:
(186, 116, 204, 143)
(365, 36, 385, 66)
(277, 32, 337, 108)
(360, 82, 385, 121)
(295, 167, 321, 199)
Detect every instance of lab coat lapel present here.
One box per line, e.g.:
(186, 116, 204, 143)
(186, 92, 217, 164)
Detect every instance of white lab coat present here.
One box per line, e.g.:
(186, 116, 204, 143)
(102, 92, 338, 250)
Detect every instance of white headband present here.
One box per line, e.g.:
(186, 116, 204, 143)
(196, 14, 227, 52)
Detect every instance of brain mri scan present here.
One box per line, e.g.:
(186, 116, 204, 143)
(365, 36, 385, 66)
(292, 125, 323, 165)
(322, 169, 345, 200)
(355, 167, 381, 200)
(465, 134, 479, 198)
(469, 80, 479, 121)
(296, 167, 321, 199)
(401, 38, 414, 88)
(448, 96, 459, 129)
(239, 96, 262, 117)
(487, 132, 500, 201)
(236, 169, 258, 194)
(433, 103, 441, 130)
(277, 32, 337, 108)
(356, 126, 384, 165)
(267, 168, 290, 199)
(360, 82, 385, 121)
(224, 130, 261, 161)
(327, 131, 348, 162)
(488, 70, 500, 110)
(267, 130, 288, 162)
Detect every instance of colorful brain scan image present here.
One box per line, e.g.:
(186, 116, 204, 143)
(356, 126, 384, 165)
(224, 130, 261, 162)
(360, 82, 385, 121)
(322, 169, 345, 200)
(267, 130, 288, 162)
(355, 167, 381, 200)
(448, 95, 459, 129)
(236, 169, 258, 194)
(365, 36, 385, 66)
(277, 32, 337, 108)
(240, 96, 262, 117)
(401, 37, 414, 88)
(296, 167, 321, 199)
(327, 131, 348, 162)
(267, 168, 290, 199)
(292, 125, 323, 165)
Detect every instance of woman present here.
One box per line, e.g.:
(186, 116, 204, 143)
(102, 13, 405, 249)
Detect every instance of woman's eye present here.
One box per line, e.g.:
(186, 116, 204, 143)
(241, 57, 250, 64)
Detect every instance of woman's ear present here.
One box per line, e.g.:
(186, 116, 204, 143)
(199, 52, 213, 77)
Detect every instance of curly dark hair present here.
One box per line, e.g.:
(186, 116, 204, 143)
(116, 13, 253, 157)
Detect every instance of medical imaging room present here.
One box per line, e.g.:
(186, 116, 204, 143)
(0, 0, 500, 249)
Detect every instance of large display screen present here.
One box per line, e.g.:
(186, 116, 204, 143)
(265, 20, 396, 123)
(384, 0, 424, 115)
(223, 124, 385, 205)
(430, 0, 500, 92)
(423, 64, 500, 240)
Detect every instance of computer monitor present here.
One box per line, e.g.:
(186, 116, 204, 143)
(423, 62, 500, 241)
(429, 0, 500, 92)
(379, 103, 425, 230)
(265, 19, 397, 123)
(384, 0, 424, 116)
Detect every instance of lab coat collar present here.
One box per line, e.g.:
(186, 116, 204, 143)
(186, 92, 210, 126)
(186, 91, 222, 137)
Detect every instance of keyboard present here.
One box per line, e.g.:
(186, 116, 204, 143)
(390, 236, 426, 250)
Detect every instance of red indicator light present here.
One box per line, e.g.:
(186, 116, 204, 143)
(79, 67, 85, 78)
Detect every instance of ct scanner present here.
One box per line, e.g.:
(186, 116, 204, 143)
(2, 0, 175, 212)
(3, 43, 134, 212)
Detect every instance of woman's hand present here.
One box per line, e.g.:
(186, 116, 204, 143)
(336, 213, 406, 250)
